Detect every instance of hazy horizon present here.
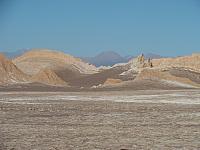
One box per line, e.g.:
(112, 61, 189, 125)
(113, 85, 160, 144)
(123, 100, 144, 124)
(0, 0, 200, 57)
(0, 48, 198, 58)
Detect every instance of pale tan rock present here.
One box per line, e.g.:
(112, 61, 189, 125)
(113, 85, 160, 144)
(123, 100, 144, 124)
(152, 54, 200, 73)
(0, 53, 29, 85)
(31, 68, 67, 86)
(13, 49, 98, 75)
(127, 54, 153, 73)
(136, 68, 200, 88)
(104, 78, 122, 85)
(137, 53, 145, 64)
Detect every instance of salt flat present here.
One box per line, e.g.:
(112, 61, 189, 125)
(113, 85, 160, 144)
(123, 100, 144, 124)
(0, 90, 200, 105)
(0, 90, 200, 149)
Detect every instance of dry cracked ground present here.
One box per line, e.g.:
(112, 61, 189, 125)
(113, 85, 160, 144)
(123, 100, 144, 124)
(0, 90, 200, 150)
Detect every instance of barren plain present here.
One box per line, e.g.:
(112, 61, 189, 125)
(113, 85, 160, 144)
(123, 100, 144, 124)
(0, 90, 200, 150)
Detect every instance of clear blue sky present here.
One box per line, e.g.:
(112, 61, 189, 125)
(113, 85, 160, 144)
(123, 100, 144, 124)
(0, 0, 200, 57)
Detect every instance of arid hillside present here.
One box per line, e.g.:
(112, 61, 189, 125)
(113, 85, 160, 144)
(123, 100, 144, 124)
(31, 68, 68, 86)
(13, 49, 98, 75)
(100, 54, 200, 89)
(152, 53, 200, 72)
(12, 49, 99, 86)
(0, 54, 29, 85)
(0, 50, 199, 90)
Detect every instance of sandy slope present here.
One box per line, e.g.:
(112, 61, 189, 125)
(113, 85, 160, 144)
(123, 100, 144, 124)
(152, 53, 200, 72)
(0, 54, 29, 85)
(31, 68, 68, 86)
(135, 69, 200, 88)
(13, 49, 98, 75)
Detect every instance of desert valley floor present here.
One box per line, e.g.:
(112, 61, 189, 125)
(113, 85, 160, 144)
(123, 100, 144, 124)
(0, 90, 200, 150)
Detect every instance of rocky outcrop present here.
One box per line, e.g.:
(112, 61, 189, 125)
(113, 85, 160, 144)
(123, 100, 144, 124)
(119, 54, 153, 76)
(129, 54, 153, 70)
(137, 54, 145, 64)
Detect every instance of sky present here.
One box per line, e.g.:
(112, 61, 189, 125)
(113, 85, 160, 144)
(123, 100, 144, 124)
(0, 0, 200, 57)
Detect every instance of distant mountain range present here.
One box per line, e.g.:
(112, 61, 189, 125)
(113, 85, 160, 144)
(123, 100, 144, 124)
(1, 49, 163, 66)
(81, 51, 127, 67)
(81, 51, 163, 67)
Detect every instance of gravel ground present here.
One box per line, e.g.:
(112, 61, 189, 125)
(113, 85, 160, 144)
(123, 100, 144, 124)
(0, 90, 200, 150)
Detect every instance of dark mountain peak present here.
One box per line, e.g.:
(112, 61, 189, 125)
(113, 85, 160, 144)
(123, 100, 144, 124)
(95, 51, 124, 60)
(82, 51, 127, 67)
(97, 51, 121, 56)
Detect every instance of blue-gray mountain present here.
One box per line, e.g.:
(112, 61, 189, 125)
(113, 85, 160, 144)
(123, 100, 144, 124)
(81, 51, 163, 67)
(1, 49, 163, 66)
(81, 51, 127, 67)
